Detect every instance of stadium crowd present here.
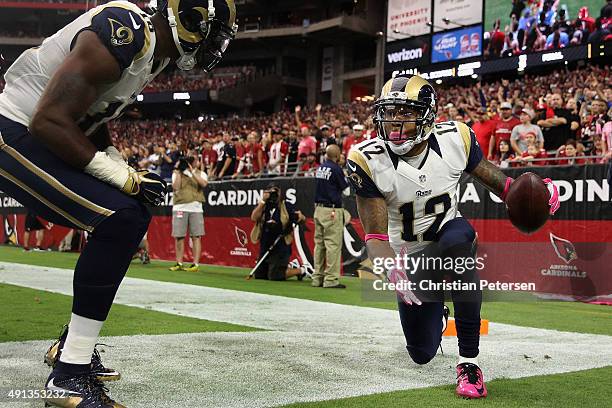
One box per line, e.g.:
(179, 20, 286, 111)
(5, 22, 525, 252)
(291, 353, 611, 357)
(484, 1, 611, 58)
(142, 65, 257, 93)
(107, 63, 611, 181)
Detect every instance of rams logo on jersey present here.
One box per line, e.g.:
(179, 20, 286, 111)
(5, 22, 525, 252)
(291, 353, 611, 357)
(348, 172, 363, 189)
(108, 18, 134, 46)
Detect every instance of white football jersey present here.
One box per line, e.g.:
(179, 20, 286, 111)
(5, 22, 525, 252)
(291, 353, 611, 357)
(0, 1, 168, 135)
(347, 121, 482, 254)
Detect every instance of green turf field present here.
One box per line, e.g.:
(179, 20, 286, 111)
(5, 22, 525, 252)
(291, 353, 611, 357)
(0, 246, 610, 407)
(0, 246, 610, 335)
(484, 0, 603, 32)
(0, 283, 259, 342)
(281, 366, 612, 408)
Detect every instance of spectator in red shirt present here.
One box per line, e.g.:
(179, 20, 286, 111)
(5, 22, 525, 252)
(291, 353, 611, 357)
(298, 130, 317, 157)
(232, 137, 248, 178)
(300, 152, 319, 176)
(592, 135, 607, 164)
(519, 142, 549, 166)
(556, 139, 587, 165)
(268, 129, 289, 175)
(200, 139, 217, 177)
(471, 107, 496, 158)
(489, 101, 520, 160)
(342, 124, 365, 157)
(247, 132, 264, 177)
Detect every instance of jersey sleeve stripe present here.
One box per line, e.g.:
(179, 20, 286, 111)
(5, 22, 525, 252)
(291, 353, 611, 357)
(347, 149, 373, 179)
(135, 23, 151, 61)
(465, 126, 484, 173)
(457, 122, 472, 161)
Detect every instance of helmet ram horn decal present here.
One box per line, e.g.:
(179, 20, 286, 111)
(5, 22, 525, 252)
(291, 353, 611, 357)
(373, 74, 437, 155)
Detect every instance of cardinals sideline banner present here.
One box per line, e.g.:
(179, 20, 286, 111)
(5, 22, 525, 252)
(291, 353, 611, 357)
(0, 164, 610, 300)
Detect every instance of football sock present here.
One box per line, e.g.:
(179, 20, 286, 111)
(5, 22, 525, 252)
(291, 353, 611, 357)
(72, 205, 150, 321)
(458, 356, 479, 366)
(58, 313, 103, 366)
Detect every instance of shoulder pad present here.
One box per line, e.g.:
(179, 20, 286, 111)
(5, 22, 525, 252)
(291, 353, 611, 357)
(87, 3, 151, 71)
(432, 121, 482, 172)
(347, 138, 395, 194)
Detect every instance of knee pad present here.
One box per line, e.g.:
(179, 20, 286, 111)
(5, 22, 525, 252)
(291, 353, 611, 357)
(406, 346, 436, 365)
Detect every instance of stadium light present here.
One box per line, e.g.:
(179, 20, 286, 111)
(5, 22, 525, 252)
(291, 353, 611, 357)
(441, 18, 468, 28)
(390, 29, 414, 39)
(426, 21, 447, 31)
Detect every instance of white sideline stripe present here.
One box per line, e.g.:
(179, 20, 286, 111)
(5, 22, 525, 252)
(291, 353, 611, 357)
(0, 262, 611, 408)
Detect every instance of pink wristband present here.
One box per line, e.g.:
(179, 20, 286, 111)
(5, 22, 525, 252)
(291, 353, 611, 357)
(500, 177, 513, 202)
(365, 233, 389, 242)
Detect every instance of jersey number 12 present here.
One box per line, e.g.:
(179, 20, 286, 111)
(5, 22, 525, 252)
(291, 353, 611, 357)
(399, 193, 451, 242)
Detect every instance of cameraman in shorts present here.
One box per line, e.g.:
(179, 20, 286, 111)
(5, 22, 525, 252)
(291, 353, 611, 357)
(250, 184, 306, 280)
(169, 155, 208, 273)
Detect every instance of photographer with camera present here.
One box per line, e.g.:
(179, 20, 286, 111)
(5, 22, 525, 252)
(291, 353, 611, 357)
(250, 184, 306, 281)
(169, 155, 208, 273)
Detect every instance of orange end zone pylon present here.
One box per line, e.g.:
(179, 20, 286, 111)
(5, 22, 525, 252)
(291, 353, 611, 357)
(443, 319, 489, 336)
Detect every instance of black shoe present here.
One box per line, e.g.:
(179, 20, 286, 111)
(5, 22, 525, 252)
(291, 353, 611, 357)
(44, 372, 125, 407)
(324, 283, 346, 289)
(44, 326, 121, 382)
(141, 251, 150, 265)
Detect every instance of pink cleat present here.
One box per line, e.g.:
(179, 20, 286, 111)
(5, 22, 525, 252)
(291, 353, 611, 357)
(456, 362, 487, 398)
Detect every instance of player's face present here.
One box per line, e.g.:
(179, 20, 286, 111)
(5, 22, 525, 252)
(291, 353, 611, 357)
(382, 105, 419, 145)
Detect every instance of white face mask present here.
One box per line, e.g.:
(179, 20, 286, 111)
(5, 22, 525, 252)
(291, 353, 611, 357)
(385, 135, 421, 156)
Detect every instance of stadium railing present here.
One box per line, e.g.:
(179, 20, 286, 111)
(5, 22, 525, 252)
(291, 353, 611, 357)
(211, 156, 609, 181)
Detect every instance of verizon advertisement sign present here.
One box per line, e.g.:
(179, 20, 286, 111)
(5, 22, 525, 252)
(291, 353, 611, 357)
(387, 0, 431, 41)
(384, 36, 430, 73)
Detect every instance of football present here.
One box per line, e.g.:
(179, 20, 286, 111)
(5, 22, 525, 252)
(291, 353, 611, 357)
(505, 172, 550, 234)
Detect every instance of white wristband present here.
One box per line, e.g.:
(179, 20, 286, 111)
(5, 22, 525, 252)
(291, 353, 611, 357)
(104, 146, 125, 164)
(84, 151, 130, 189)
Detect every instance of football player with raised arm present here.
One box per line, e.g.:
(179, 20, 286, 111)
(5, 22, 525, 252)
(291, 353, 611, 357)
(0, 1, 237, 406)
(346, 74, 559, 399)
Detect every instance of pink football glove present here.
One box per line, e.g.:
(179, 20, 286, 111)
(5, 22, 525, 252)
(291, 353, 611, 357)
(388, 268, 422, 306)
(542, 178, 560, 215)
